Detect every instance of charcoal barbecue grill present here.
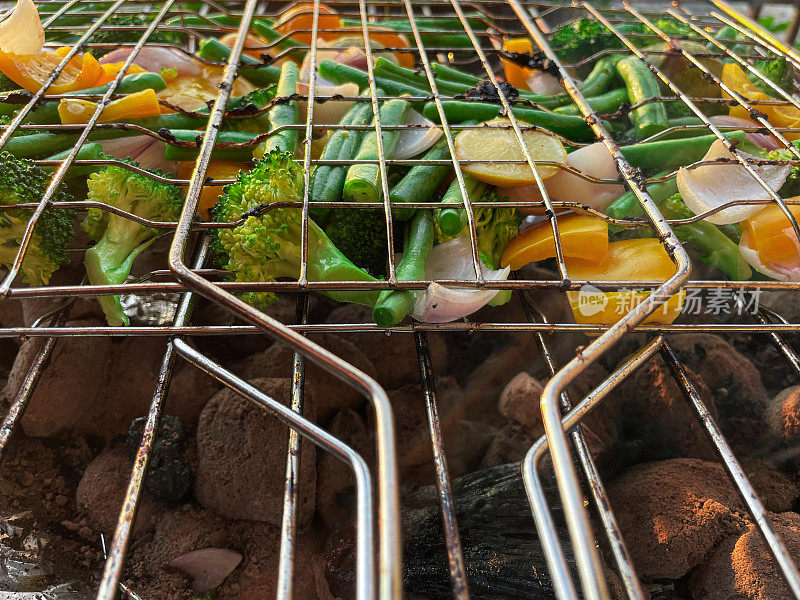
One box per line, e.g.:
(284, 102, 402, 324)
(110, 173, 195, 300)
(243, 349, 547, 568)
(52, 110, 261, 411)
(1, 0, 800, 598)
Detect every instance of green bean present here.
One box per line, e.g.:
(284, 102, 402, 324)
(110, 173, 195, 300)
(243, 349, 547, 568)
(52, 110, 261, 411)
(431, 62, 480, 85)
(389, 137, 451, 221)
(436, 173, 486, 237)
(605, 171, 676, 221)
(255, 61, 299, 158)
(579, 55, 624, 97)
(372, 210, 435, 328)
(344, 98, 411, 203)
(318, 59, 430, 97)
(373, 58, 467, 96)
(616, 56, 668, 140)
(162, 130, 256, 162)
(619, 131, 745, 172)
(553, 88, 628, 116)
(198, 38, 282, 86)
(40, 143, 105, 176)
(310, 98, 375, 217)
(422, 100, 598, 142)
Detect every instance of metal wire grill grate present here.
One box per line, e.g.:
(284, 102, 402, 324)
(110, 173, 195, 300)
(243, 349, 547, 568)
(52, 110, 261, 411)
(0, 1, 799, 599)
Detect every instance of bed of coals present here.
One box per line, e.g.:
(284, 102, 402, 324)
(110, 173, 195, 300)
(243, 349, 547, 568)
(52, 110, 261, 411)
(0, 267, 799, 600)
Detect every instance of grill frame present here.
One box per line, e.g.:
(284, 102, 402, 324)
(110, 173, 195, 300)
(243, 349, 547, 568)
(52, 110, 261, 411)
(0, 1, 799, 600)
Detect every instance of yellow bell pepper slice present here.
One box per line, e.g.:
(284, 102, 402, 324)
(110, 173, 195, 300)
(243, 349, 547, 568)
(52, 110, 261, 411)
(502, 38, 534, 90)
(501, 214, 608, 270)
(0, 49, 102, 94)
(177, 161, 244, 219)
(564, 238, 685, 325)
(58, 88, 161, 124)
(743, 201, 800, 263)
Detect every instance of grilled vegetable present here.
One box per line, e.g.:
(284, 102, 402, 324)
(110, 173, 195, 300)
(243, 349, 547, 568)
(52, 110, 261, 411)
(389, 137, 450, 221)
(373, 210, 434, 327)
(0, 48, 103, 94)
(605, 172, 677, 222)
(197, 37, 281, 87)
(564, 238, 684, 325)
(88, 13, 186, 53)
(660, 193, 751, 280)
(318, 59, 430, 97)
(501, 214, 609, 270)
(162, 130, 257, 162)
(616, 56, 668, 139)
(212, 151, 381, 309)
(0, 152, 75, 286)
(82, 158, 185, 326)
(618, 131, 746, 172)
(324, 207, 389, 277)
(422, 100, 599, 142)
(58, 88, 161, 124)
(453, 118, 566, 186)
(743, 203, 800, 267)
(553, 87, 628, 116)
(254, 61, 299, 159)
(310, 98, 375, 218)
(436, 173, 485, 237)
(344, 98, 410, 203)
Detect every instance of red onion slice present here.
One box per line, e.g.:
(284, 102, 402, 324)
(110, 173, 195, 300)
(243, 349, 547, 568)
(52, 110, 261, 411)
(709, 115, 781, 150)
(525, 71, 563, 96)
(168, 548, 242, 592)
(99, 47, 202, 77)
(393, 110, 442, 160)
(412, 237, 510, 323)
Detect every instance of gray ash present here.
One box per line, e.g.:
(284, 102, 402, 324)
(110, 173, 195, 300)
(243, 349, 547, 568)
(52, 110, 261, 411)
(463, 80, 520, 103)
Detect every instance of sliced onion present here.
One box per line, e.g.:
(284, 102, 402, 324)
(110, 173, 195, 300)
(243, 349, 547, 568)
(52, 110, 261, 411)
(168, 548, 242, 592)
(677, 139, 791, 225)
(512, 142, 623, 214)
(99, 47, 202, 77)
(525, 71, 563, 96)
(709, 115, 781, 151)
(297, 80, 358, 126)
(739, 230, 800, 281)
(412, 237, 510, 323)
(97, 135, 153, 158)
(97, 136, 178, 174)
(0, 0, 43, 55)
(393, 110, 441, 160)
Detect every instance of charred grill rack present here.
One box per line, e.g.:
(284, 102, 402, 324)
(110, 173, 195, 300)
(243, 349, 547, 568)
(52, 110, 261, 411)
(0, 0, 800, 599)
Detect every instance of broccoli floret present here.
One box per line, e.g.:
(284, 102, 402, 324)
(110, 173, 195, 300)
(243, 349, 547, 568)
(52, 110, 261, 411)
(0, 152, 75, 286)
(761, 141, 800, 198)
(473, 189, 522, 270)
(212, 151, 381, 309)
(549, 17, 695, 61)
(751, 57, 794, 97)
(435, 188, 521, 269)
(82, 159, 184, 326)
(88, 14, 185, 55)
(325, 208, 388, 277)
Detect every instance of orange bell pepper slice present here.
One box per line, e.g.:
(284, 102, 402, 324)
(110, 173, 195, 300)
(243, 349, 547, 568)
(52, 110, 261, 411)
(722, 63, 800, 141)
(274, 2, 341, 43)
(178, 160, 244, 219)
(94, 62, 148, 87)
(743, 200, 800, 263)
(501, 214, 608, 270)
(0, 48, 102, 94)
(502, 38, 534, 90)
(58, 88, 161, 124)
(564, 238, 684, 325)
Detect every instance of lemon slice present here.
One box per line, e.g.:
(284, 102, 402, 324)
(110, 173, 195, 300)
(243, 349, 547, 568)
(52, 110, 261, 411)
(454, 117, 566, 187)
